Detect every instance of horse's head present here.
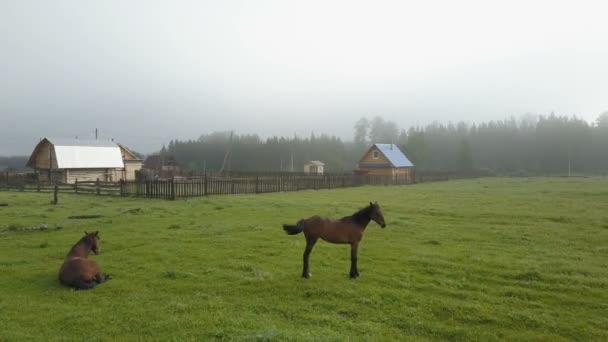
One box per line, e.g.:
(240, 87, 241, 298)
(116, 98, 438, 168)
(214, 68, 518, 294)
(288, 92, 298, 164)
(83, 231, 101, 255)
(369, 202, 386, 228)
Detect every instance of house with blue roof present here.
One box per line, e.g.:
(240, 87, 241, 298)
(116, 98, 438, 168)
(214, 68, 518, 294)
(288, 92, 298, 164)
(357, 144, 414, 179)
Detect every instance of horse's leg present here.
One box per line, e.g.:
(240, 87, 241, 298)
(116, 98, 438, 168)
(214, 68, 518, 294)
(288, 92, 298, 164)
(94, 272, 112, 283)
(72, 279, 97, 290)
(350, 242, 359, 279)
(302, 237, 317, 278)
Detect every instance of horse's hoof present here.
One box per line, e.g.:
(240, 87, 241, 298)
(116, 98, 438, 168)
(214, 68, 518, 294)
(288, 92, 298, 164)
(106, 274, 113, 280)
(302, 273, 312, 278)
(349, 273, 358, 279)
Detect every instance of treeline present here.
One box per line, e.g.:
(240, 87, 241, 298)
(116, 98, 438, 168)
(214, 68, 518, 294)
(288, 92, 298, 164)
(166, 132, 362, 173)
(165, 112, 608, 175)
(0, 156, 30, 171)
(400, 113, 608, 175)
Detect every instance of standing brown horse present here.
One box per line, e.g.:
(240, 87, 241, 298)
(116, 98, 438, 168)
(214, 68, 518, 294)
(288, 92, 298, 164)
(58, 231, 111, 290)
(283, 202, 386, 279)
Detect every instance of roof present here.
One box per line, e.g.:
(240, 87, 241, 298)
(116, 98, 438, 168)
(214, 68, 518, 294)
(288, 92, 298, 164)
(28, 138, 124, 169)
(305, 160, 325, 166)
(363, 144, 414, 167)
(47, 138, 118, 147)
(117, 143, 143, 161)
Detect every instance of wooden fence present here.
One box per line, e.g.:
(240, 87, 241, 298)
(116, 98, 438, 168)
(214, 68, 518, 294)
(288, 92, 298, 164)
(0, 178, 121, 196)
(1, 171, 450, 200)
(116, 173, 414, 200)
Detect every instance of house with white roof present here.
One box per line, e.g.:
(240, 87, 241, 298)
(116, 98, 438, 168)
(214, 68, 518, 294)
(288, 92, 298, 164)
(26, 138, 142, 183)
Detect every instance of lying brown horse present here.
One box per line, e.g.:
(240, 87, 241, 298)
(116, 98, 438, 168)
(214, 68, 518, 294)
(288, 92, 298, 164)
(58, 231, 111, 290)
(283, 202, 386, 279)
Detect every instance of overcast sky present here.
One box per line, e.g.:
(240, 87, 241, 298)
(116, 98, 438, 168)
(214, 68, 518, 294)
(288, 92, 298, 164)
(1, 0, 607, 155)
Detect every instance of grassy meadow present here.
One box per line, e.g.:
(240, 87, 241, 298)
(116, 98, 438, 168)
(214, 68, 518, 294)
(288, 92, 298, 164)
(0, 178, 607, 341)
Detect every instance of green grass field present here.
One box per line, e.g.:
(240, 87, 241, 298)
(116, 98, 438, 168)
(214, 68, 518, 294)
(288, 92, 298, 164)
(1, 178, 607, 341)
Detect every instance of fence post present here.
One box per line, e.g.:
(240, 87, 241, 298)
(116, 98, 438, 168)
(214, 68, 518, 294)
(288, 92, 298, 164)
(204, 173, 208, 196)
(53, 184, 58, 205)
(74, 178, 78, 194)
(255, 175, 259, 193)
(120, 179, 125, 196)
(96, 178, 100, 195)
(171, 176, 176, 200)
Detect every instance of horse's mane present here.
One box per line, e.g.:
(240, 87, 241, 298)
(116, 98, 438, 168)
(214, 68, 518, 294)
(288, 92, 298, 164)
(67, 234, 95, 255)
(348, 205, 374, 225)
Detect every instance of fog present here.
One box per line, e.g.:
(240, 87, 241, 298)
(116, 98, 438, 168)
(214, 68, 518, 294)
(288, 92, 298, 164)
(1, 0, 607, 155)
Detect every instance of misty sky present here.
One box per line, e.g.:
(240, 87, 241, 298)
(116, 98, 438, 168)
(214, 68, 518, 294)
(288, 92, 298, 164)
(1, 0, 607, 155)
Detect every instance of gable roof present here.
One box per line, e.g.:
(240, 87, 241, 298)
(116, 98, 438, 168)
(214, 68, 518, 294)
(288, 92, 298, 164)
(361, 144, 414, 167)
(28, 138, 124, 169)
(305, 160, 324, 166)
(47, 138, 118, 147)
(117, 143, 143, 161)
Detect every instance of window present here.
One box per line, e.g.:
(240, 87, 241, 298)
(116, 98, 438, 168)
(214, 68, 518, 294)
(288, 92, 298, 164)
(372, 151, 379, 159)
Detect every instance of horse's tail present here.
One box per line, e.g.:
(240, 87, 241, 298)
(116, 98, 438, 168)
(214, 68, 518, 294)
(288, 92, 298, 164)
(283, 220, 304, 235)
(71, 279, 97, 290)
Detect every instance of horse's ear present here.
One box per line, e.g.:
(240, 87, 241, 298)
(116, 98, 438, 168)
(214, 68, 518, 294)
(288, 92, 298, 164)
(94, 231, 99, 236)
(369, 201, 373, 207)
(84, 231, 88, 235)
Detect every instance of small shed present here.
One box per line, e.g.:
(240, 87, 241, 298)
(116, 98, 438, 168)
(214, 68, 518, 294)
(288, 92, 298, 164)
(304, 160, 324, 174)
(357, 144, 414, 178)
(26, 138, 142, 183)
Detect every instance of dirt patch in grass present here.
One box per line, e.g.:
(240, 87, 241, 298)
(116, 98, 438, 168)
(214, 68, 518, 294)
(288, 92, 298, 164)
(545, 216, 572, 223)
(424, 240, 441, 245)
(68, 214, 103, 219)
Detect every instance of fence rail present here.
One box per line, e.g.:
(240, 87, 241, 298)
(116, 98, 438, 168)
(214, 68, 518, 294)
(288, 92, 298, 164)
(1, 171, 450, 200)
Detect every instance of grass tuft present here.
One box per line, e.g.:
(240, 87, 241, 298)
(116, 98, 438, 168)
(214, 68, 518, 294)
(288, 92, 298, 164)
(513, 271, 542, 282)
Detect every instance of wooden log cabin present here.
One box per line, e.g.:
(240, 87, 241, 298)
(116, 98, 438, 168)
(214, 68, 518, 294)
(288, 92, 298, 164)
(26, 138, 143, 183)
(357, 143, 414, 179)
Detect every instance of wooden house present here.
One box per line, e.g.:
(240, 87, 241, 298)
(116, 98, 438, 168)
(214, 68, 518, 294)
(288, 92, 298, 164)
(26, 138, 143, 183)
(117, 143, 144, 180)
(303, 160, 324, 174)
(357, 143, 414, 178)
(142, 154, 179, 178)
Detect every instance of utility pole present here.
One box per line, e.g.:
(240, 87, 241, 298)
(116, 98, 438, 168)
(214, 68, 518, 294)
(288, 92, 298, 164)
(568, 144, 572, 177)
(95, 128, 98, 140)
(219, 131, 234, 174)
